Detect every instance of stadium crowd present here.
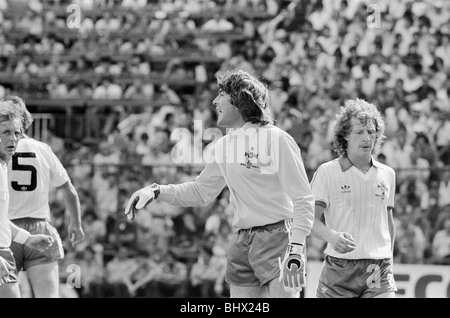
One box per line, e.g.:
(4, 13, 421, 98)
(1, 0, 450, 297)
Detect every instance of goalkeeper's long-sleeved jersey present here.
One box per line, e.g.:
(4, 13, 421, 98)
(158, 122, 315, 245)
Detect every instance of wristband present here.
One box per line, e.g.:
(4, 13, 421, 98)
(13, 228, 31, 245)
(288, 243, 304, 255)
(150, 183, 160, 200)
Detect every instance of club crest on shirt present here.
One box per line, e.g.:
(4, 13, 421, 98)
(376, 179, 388, 200)
(243, 147, 259, 169)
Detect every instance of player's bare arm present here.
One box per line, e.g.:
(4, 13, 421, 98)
(58, 181, 85, 247)
(387, 207, 395, 256)
(311, 203, 356, 254)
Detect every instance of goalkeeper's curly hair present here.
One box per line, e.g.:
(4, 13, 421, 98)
(0, 95, 34, 131)
(216, 70, 274, 125)
(333, 98, 386, 157)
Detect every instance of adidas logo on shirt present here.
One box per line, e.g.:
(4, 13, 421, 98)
(341, 185, 351, 193)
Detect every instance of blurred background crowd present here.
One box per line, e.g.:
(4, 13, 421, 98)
(1, 0, 450, 297)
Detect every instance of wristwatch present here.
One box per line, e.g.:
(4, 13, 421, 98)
(150, 183, 160, 200)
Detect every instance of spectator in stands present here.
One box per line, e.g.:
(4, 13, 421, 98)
(94, 11, 121, 33)
(431, 218, 450, 265)
(382, 125, 413, 177)
(201, 12, 234, 32)
(190, 245, 227, 297)
(403, 65, 424, 95)
(123, 78, 154, 100)
(395, 211, 428, 264)
(46, 75, 68, 99)
(13, 54, 39, 76)
(68, 80, 93, 99)
(75, 245, 106, 298)
(126, 54, 150, 76)
(91, 140, 121, 220)
(435, 115, 450, 165)
(103, 246, 137, 297)
(0, 34, 16, 57)
(437, 170, 450, 208)
(412, 132, 438, 167)
(78, 209, 107, 250)
(148, 251, 188, 297)
(93, 76, 123, 100)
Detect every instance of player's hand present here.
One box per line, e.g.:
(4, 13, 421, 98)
(278, 244, 306, 294)
(330, 232, 356, 254)
(25, 234, 53, 252)
(124, 184, 160, 220)
(68, 223, 85, 248)
(214, 282, 224, 296)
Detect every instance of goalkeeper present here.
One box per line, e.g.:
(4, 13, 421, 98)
(124, 70, 315, 298)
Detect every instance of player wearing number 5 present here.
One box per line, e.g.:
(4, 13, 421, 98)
(124, 70, 314, 298)
(3, 96, 85, 298)
(1, 101, 53, 298)
(310, 99, 397, 298)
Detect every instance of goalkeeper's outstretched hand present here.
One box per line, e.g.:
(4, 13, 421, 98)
(278, 243, 306, 294)
(124, 184, 160, 220)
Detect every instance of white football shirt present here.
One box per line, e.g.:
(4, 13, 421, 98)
(311, 156, 396, 259)
(0, 159, 11, 248)
(7, 137, 70, 220)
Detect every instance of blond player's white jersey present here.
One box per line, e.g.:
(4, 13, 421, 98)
(311, 156, 396, 260)
(0, 160, 11, 248)
(7, 137, 70, 221)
